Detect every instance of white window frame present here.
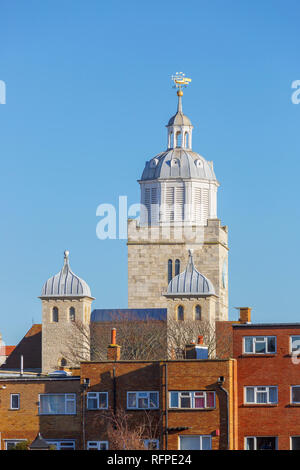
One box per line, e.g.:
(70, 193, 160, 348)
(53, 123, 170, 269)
(179, 435, 212, 450)
(169, 391, 215, 409)
(143, 439, 159, 450)
(243, 336, 276, 354)
(4, 439, 26, 450)
(39, 393, 76, 415)
(46, 440, 75, 450)
(290, 436, 300, 450)
(10, 393, 20, 410)
(290, 336, 300, 354)
(291, 386, 300, 404)
(244, 386, 278, 404)
(87, 441, 109, 450)
(244, 436, 277, 450)
(127, 391, 159, 410)
(86, 392, 108, 410)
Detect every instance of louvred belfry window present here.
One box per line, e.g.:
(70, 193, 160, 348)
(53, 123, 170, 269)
(165, 186, 185, 222)
(143, 187, 158, 224)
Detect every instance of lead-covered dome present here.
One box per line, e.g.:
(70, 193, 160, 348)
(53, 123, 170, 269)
(164, 250, 216, 298)
(141, 148, 216, 181)
(40, 250, 92, 298)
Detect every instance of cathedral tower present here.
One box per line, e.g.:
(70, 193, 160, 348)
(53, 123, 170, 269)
(128, 76, 228, 321)
(40, 251, 94, 373)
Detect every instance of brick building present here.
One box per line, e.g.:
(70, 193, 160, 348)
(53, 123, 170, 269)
(0, 334, 237, 450)
(232, 322, 300, 450)
(80, 353, 237, 450)
(0, 372, 81, 450)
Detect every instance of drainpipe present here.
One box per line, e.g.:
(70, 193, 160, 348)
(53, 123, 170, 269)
(217, 376, 229, 450)
(113, 367, 116, 415)
(164, 363, 168, 450)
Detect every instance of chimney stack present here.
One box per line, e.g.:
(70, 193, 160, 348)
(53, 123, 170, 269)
(185, 337, 208, 360)
(238, 307, 251, 323)
(107, 328, 121, 361)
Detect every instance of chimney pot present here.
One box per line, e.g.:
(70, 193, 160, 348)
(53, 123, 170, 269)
(111, 328, 116, 345)
(197, 335, 204, 345)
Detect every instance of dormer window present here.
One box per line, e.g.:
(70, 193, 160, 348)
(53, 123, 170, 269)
(195, 159, 203, 168)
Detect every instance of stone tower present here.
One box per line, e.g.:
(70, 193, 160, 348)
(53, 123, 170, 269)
(128, 82, 228, 321)
(40, 250, 94, 373)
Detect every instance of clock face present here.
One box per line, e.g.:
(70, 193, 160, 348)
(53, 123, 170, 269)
(222, 260, 228, 289)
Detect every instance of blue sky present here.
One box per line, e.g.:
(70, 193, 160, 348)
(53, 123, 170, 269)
(0, 0, 300, 345)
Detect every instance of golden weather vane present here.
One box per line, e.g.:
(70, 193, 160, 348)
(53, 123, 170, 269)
(171, 72, 192, 91)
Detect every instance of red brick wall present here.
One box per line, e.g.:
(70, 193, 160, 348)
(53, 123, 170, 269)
(233, 325, 300, 450)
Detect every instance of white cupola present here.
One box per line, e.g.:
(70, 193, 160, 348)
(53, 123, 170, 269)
(139, 84, 219, 227)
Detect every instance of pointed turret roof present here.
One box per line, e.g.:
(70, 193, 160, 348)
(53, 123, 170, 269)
(40, 250, 93, 298)
(164, 250, 216, 298)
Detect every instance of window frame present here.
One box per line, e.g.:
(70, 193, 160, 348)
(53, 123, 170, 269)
(10, 393, 20, 410)
(243, 336, 276, 355)
(87, 441, 109, 450)
(290, 436, 300, 450)
(39, 393, 76, 415)
(244, 386, 278, 405)
(126, 391, 159, 410)
(290, 336, 300, 354)
(169, 391, 216, 410)
(291, 386, 300, 404)
(86, 392, 108, 410)
(46, 440, 76, 450)
(5, 439, 27, 450)
(179, 435, 212, 450)
(244, 436, 277, 450)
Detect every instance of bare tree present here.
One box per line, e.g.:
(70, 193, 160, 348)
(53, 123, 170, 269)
(60, 314, 168, 366)
(167, 319, 231, 359)
(93, 407, 162, 450)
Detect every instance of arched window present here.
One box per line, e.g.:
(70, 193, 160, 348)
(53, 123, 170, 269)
(176, 132, 182, 147)
(175, 259, 180, 276)
(60, 358, 67, 367)
(168, 259, 173, 284)
(195, 305, 201, 321)
(177, 305, 184, 321)
(52, 307, 59, 322)
(185, 132, 189, 148)
(69, 307, 75, 322)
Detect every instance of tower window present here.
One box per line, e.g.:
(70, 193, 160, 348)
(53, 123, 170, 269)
(195, 305, 201, 321)
(69, 307, 75, 322)
(60, 358, 67, 367)
(168, 259, 173, 284)
(176, 132, 182, 147)
(185, 132, 189, 148)
(177, 305, 184, 321)
(175, 259, 180, 276)
(52, 307, 59, 323)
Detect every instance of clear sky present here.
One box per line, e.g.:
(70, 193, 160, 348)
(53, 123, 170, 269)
(0, 0, 300, 345)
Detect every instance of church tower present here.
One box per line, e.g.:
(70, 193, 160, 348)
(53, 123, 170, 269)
(40, 251, 94, 373)
(128, 75, 228, 322)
